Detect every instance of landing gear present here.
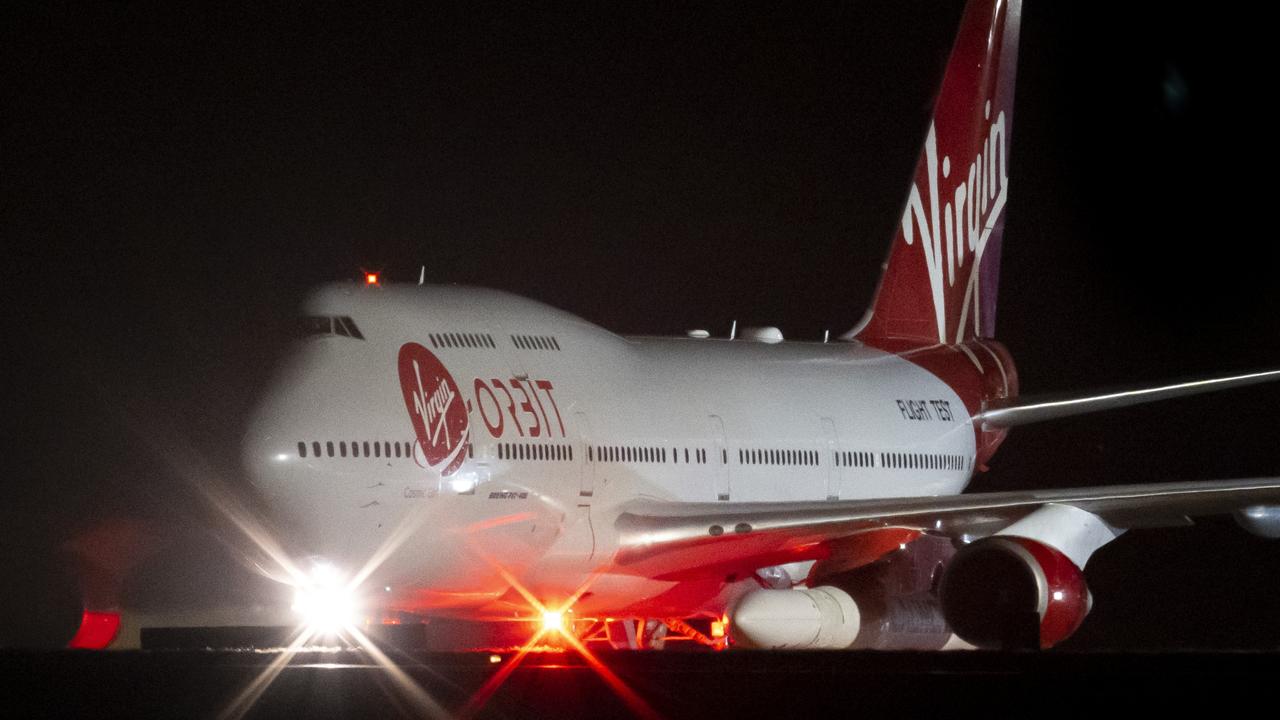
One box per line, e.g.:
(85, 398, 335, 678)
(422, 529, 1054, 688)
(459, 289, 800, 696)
(589, 617, 722, 651)
(602, 618, 669, 649)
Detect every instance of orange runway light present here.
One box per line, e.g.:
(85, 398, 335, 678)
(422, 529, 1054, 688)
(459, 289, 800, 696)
(541, 610, 564, 634)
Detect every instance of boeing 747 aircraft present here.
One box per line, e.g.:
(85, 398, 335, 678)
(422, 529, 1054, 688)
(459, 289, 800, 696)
(73, 0, 1280, 652)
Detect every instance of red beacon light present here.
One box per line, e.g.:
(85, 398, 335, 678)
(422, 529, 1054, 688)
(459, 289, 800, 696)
(364, 272, 381, 287)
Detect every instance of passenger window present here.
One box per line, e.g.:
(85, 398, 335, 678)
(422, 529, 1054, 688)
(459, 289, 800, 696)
(340, 442, 347, 457)
(313, 441, 321, 457)
(327, 441, 334, 457)
(297, 442, 306, 458)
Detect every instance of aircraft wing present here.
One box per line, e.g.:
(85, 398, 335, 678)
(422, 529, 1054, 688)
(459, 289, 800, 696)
(610, 478, 1280, 581)
(974, 369, 1280, 428)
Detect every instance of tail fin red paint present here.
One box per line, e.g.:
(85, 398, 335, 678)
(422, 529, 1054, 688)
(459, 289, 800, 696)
(850, 0, 1021, 347)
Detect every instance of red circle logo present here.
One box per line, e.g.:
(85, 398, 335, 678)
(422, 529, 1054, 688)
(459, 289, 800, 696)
(397, 343, 469, 477)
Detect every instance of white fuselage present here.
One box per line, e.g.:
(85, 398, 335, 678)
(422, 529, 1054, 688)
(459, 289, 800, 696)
(245, 283, 976, 618)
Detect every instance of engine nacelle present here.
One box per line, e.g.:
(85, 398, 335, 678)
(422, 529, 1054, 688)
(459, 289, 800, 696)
(1235, 505, 1280, 538)
(939, 536, 1089, 649)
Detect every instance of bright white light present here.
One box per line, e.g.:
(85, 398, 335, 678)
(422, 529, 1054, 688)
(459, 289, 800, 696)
(541, 610, 564, 633)
(292, 562, 358, 636)
(449, 477, 476, 494)
(274, 453, 289, 462)
(1052, 590, 1065, 602)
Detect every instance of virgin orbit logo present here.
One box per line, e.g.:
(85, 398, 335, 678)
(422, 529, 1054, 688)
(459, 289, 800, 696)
(902, 101, 1008, 343)
(398, 343, 469, 477)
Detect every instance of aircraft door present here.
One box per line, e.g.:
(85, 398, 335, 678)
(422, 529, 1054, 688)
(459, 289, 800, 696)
(709, 415, 730, 501)
(570, 411, 596, 560)
(821, 417, 839, 500)
(575, 411, 595, 498)
(482, 311, 528, 380)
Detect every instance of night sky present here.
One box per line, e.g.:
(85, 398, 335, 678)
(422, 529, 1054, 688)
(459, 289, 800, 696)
(3, 2, 1279, 649)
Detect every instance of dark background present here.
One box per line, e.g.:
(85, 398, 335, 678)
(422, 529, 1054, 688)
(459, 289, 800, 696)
(3, 1, 1278, 649)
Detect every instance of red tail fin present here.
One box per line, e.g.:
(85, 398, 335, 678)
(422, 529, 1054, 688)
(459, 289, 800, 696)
(851, 0, 1021, 347)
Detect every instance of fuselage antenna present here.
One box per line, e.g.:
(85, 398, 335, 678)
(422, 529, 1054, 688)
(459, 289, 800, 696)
(729, 320, 737, 341)
(418, 265, 426, 286)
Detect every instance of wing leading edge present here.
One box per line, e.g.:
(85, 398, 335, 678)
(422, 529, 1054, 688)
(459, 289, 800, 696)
(974, 368, 1280, 429)
(610, 478, 1280, 580)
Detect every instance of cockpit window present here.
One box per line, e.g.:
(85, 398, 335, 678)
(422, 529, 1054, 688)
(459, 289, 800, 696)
(337, 316, 364, 339)
(301, 316, 333, 337)
(301, 315, 365, 340)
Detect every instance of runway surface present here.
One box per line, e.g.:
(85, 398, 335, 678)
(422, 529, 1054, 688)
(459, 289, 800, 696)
(7, 646, 1278, 718)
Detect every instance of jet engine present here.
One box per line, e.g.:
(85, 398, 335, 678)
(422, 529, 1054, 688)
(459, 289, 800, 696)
(729, 505, 1120, 651)
(937, 503, 1119, 649)
(937, 536, 1088, 649)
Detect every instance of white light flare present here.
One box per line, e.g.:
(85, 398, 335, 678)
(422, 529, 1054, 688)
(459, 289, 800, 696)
(292, 562, 360, 637)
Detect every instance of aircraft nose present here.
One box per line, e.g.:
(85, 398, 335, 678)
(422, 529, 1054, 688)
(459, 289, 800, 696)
(242, 346, 325, 497)
(243, 384, 303, 492)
